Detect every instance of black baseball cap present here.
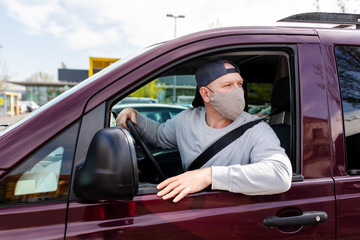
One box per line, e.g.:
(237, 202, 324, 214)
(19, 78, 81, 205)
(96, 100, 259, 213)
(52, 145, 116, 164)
(192, 59, 240, 107)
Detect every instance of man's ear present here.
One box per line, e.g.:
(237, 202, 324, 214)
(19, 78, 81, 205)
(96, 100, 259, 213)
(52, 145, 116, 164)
(199, 87, 211, 103)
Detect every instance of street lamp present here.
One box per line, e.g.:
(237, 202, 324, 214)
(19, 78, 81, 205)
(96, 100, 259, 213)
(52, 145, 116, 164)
(166, 14, 185, 103)
(166, 14, 185, 38)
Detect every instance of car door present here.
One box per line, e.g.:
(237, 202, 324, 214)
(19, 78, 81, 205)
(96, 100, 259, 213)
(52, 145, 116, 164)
(331, 43, 360, 239)
(0, 122, 79, 240)
(65, 32, 335, 239)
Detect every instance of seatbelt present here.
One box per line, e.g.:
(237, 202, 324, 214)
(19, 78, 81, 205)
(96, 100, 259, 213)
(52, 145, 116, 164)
(188, 118, 262, 170)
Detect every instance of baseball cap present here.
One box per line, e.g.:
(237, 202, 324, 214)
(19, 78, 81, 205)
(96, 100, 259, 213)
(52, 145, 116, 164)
(192, 59, 240, 107)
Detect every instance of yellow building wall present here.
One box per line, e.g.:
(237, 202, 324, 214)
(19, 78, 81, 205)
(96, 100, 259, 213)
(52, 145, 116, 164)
(89, 57, 120, 77)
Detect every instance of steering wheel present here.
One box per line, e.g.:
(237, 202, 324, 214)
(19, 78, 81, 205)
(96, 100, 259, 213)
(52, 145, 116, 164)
(126, 119, 166, 181)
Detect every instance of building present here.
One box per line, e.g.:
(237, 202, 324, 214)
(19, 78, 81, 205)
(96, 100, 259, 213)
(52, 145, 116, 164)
(6, 57, 196, 108)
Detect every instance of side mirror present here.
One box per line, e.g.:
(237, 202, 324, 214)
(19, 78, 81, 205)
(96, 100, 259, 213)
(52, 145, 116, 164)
(75, 127, 138, 200)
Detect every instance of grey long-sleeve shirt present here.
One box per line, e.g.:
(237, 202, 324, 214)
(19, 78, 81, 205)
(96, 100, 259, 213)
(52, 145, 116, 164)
(136, 107, 292, 195)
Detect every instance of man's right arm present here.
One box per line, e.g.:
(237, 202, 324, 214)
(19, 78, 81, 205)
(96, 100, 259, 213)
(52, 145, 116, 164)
(116, 108, 138, 131)
(116, 108, 177, 149)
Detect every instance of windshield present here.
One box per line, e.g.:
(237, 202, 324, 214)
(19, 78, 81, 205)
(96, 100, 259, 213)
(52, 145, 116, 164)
(0, 44, 160, 137)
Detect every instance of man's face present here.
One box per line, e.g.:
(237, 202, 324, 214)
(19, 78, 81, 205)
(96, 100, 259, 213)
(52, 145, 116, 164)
(206, 63, 244, 94)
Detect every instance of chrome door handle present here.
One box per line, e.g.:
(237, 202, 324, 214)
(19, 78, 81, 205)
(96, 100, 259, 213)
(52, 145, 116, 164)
(263, 211, 327, 227)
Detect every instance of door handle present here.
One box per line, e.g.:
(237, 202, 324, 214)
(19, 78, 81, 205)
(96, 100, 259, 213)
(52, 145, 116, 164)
(263, 211, 327, 227)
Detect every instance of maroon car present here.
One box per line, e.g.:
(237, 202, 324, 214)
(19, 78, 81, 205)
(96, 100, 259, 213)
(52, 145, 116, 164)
(1, 12, 360, 239)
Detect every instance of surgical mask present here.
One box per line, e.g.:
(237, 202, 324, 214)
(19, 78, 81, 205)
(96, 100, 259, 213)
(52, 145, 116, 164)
(207, 87, 245, 120)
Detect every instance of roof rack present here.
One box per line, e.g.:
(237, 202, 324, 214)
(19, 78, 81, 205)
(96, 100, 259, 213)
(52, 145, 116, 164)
(278, 12, 360, 29)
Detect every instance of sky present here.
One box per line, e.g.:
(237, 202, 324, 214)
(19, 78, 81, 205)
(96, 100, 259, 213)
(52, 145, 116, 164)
(0, 0, 359, 82)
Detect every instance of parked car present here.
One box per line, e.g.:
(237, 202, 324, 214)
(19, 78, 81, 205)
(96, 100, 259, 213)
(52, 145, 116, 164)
(118, 96, 158, 104)
(19, 100, 40, 113)
(111, 103, 187, 125)
(248, 104, 271, 117)
(1, 12, 360, 239)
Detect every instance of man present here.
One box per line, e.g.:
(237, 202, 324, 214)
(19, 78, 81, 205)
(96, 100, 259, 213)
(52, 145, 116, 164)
(116, 59, 292, 203)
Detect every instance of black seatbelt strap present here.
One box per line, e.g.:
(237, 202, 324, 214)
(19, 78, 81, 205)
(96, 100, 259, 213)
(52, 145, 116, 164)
(188, 118, 263, 171)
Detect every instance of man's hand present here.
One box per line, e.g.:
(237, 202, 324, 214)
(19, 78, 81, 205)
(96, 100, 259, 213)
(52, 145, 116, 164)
(116, 108, 137, 130)
(157, 167, 212, 203)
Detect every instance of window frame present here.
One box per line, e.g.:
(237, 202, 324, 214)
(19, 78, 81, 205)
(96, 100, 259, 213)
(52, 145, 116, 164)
(105, 44, 301, 183)
(334, 45, 360, 175)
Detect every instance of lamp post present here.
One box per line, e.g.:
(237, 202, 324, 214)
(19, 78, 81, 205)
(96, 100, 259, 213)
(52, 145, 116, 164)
(166, 14, 185, 38)
(166, 14, 185, 103)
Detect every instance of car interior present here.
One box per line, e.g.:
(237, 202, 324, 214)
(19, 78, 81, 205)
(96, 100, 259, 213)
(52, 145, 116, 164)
(110, 48, 295, 191)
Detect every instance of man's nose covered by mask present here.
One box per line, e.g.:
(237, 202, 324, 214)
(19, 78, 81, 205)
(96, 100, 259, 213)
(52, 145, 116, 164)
(207, 87, 245, 120)
(193, 59, 245, 120)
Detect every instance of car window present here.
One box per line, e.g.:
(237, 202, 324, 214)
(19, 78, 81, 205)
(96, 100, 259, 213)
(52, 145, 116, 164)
(169, 109, 184, 119)
(141, 111, 162, 122)
(109, 48, 295, 189)
(335, 45, 360, 175)
(0, 122, 79, 205)
(14, 147, 63, 195)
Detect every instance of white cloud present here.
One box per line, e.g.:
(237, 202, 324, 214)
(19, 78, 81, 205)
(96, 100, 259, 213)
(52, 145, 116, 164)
(2, 0, 360, 64)
(1, 0, 360, 81)
(2, 0, 128, 50)
(4, 0, 61, 35)
(4, 0, 360, 47)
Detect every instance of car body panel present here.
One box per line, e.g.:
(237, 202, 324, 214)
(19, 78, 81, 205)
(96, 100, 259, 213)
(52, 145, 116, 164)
(316, 29, 360, 239)
(298, 43, 332, 178)
(0, 202, 67, 240)
(66, 179, 335, 239)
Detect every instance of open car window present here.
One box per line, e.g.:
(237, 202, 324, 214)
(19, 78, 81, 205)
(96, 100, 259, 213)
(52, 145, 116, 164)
(108, 47, 296, 193)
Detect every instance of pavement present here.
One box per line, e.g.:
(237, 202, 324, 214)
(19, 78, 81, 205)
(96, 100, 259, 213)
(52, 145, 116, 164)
(0, 113, 30, 127)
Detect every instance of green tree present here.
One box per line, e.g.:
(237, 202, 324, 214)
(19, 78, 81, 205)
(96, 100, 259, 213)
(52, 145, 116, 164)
(130, 79, 165, 99)
(247, 83, 273, 105)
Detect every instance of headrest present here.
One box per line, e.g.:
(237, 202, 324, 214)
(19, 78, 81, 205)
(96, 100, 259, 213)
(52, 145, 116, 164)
(270, 77, 290, 115)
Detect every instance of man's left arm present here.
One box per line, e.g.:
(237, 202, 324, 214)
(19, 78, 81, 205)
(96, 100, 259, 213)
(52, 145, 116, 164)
(157, 122, 292, 202)
(157, 167, 212, 203)
(212, 124, 292, 195)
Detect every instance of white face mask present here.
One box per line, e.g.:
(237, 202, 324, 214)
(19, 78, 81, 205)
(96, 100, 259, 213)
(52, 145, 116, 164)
(208, 88, 245, 120)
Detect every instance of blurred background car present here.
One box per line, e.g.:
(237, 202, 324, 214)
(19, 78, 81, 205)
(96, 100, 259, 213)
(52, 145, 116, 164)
(118, 97, 158, 104)
(111, 103, 188, 126)
(19, 101, 40, 113)
(248, 104, 271, 117)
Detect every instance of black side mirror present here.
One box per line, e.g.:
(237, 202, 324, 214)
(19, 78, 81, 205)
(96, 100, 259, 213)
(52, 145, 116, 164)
(75, 127, 138, 200)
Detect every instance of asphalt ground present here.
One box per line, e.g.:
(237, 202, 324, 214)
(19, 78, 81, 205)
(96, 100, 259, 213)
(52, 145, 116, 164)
(0, 113, 30, 128)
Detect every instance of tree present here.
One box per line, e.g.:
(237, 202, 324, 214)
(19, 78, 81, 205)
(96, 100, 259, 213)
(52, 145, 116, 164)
(335, 46, 360, 109)
(314, 0, 320, 11)
(247, 83, 273, 105)
(26, 72, 55, 83)
(208, 19, 222, 29)
(0, 60, 10, 91)
(130, 79, 165, 99)
(314, 0, 353, 13)
(337, 0, 349, 12)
